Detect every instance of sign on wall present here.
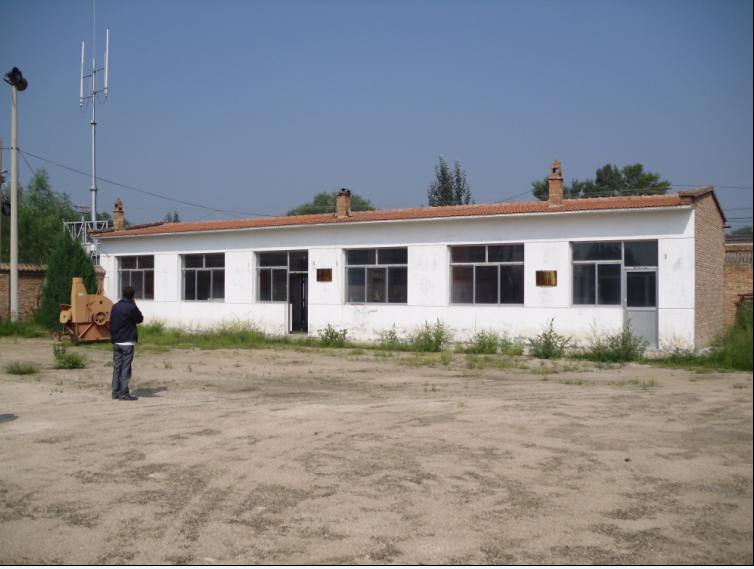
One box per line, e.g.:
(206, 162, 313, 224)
(317, 269, 332, 282)
(536, 270, 557, 286)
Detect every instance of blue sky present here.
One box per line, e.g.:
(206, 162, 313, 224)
(1, 0, 752, 228)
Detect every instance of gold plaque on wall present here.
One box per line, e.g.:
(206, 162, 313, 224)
(536, 270, 557, 286)
(316, 269, 333, 282)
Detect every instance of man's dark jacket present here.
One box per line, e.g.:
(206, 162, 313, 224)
(110, 298, 144, 343)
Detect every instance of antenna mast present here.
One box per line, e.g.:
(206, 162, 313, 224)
(80, 2, 109, 225)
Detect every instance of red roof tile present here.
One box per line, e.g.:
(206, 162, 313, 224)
(100, 193, 695, 238)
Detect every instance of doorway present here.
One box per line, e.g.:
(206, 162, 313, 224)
(624, 269, 658, 349)
(289, 274, 308, 333)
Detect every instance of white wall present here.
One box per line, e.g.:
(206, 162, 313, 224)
(99, 206, 697, 347)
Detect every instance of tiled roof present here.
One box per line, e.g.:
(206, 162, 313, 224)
(0, 264, 106, 273)
(99, 192, 700, 239)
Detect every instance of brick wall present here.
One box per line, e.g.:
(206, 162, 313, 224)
(693, 193, 725, 348)
(723, 244, 753, 328)
(0, 265, 106, 322)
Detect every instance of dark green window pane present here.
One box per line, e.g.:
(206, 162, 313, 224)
(212, 270, 225, 300)
(131, 271, 144, 299)
(387, 267, 407, 303)
(289, 251, 308, 272)
(451, 246, 485, 263)
(346, 249, 376, 266)
(573, 264, 595, 304)
(624, 241, 658, 267)
(120, 256, 137, 270)
(475, 266, 498, 304)
(378, 248, 407, 265)
(500, 265, 524, 304)
(258, 252, 288, 267)
(205, 253, 225, 268)
(258, 269, 271, 301)
(184, 270, 196, 300)
(572, 242, 622, 261)
(347, 267, 365, 302)
(451, 266, 474, 303)
(597, 264, 621, 305)
(144, 271, 154, 300)
(627, 272, 656, 307)
(184, 254, 203, 268)
(488, 244, 524, 263)
(366, 267, 387, 303)
(136, 256, 154, 269)
(196, 271, 211, 301)
(272, 269, 287, 301)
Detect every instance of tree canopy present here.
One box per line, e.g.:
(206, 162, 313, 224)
(427, 156, 474, 207)
(38, 230, 98, 329)
(164, 210, 182, 223)
(729, 225, 753, 236)
(532, 163, 671, 201)
(1, 167, 79, 264)
(286, 191, 376, 216)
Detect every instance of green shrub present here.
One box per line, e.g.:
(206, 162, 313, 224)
(318, 324, 347, 348)
(582, 321, 650, 363)
(410, 320, 453, 352)
(530, 318, 571, 359)
(5, 362, 40, 375)
(52, 345, 88, 369)
(499, 334, 525, 356)
(466, 330, 499, 354)
(0, 319, 40, 338)
(378, 325, 402, 350)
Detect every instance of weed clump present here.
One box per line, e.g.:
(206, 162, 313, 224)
(465, 330, 499, 354)
(581, 321, 650, 363)
(0, 319, 40, 338)
(5, 362, 40, 375)
(318, 324, 347, 348)
(52, 345, 88, 369)
(530, 318, 570, 359)
(378, 325, 403, 350)
(410, 320, 453, 352)
(499, 334, 525, 356)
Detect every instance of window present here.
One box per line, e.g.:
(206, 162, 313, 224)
(346, 248, 407, 304)
(450, 244, 524, 304)
(119, 256, 154, 299)
(257, 251, 308, 302)
(571, 241, 657, 305)
(182, 253, 225, 301)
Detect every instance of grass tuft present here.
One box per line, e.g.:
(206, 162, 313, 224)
(52, 345, 88, 369)
(410, 320, 453, 352)
(579, 321, 649, 363)
(530, 318, 571, 359)
(5, 361, 40, 375)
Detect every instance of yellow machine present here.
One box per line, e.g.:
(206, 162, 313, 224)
(55, 277, 113, 345)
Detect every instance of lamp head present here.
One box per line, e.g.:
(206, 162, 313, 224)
(4, 68, 28, 91)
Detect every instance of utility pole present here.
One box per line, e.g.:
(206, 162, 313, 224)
(4, 67, 28, 321)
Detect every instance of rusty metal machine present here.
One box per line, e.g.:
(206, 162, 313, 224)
(55, 277, 113, 345)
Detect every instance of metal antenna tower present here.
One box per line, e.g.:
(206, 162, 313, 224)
(79, 0, 109, 225)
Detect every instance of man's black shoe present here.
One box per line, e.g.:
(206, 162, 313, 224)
(119, 395, 139, 401)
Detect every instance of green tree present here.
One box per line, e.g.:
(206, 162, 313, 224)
(164, 210, 181, 223)
(38, 231, 98, 330)
(729, 225, 753, 236)
(427, 156, 474, 206)
(1, 168, 79, 263)
(532, 163, 671, 201)
(286, 191, 376, 216)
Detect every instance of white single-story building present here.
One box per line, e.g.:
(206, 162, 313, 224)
(94, 162, 726, 350)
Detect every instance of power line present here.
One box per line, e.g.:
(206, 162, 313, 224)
(17, 149, 274, 219)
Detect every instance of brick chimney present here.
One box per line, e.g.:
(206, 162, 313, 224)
(548, 159, 564, 207)
(335, 188, 352, 218)
(113, 198, 125, 230)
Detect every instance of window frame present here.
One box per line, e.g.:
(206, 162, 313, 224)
(181, 253, 225, 302)
(571, 240, 658, 306)
(256, 250, 308, 303)
(344, 248, 408, 305)
(449, 244, 525, 305)
(118, 255, 155, 300)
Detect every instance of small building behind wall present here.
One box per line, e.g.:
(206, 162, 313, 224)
(94, 171, 726, 350)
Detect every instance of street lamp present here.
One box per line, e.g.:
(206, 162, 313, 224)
(4, 67, 28, 321)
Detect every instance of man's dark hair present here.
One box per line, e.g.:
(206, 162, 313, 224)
(123, 286, 136, 300)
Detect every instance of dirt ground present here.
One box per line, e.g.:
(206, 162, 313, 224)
(0, 338, 752, 565)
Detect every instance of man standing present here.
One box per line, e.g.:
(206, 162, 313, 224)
(110, 286, 144, 401)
